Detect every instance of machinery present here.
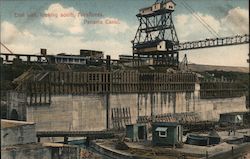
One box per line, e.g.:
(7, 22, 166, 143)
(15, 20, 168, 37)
(132, 0, 249, 68)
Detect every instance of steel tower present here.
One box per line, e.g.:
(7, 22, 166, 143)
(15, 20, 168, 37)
(132, 0, 179, 67)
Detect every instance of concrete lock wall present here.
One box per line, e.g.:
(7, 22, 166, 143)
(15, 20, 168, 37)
(109, 92, 195, 125)
(1, 123, 36, 147)
(1, 146, 51, 159)
(136, 92, 196, 117)
(110, 93, 247, 123)
(27, 95, 106, 131)
(7, 91, 27, 121)
(27, 92, 247, 131)
(195, 97, 247, 121)
(1, 145, 80, 159)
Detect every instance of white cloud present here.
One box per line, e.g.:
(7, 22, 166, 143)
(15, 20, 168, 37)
(1, 6, 248, 67)
(1, 21, 20, 44)
(175, 13, 221, 41)
(41, 3, 84, 34)
(41, 4, 132, 36)
(82, 40, 131, 58)
(175, 7, 249, 67)
(179, 45, 249, 67)
(2, 43, 35, 53)
(175, 7, 249, 41)
(1, 21, 35, 53)
(0, 21, 130, 59)
(95, 17, 130, 35)
(38, 36, 131, 59)
(220, 7, 249, 35)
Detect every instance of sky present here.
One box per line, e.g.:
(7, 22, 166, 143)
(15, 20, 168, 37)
(0, 0, 249, 67)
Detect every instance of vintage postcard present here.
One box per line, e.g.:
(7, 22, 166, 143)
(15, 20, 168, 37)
(0, 0, 249, 158)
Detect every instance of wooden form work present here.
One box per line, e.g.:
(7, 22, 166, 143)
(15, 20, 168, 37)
(27, 71, 246, 105)
(28, 71, 196, 105)
(30, 71, 196, 93)
(111, 107, 132, 129)
(200, 81, 246, 99)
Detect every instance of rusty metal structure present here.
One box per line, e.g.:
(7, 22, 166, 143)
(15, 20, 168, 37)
(132, 0, 179, 67)
(174, 34, 249, 51)
(131, 0, 249, 67)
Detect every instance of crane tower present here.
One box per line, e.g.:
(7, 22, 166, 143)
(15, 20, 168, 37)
(132, 0, 179, 67)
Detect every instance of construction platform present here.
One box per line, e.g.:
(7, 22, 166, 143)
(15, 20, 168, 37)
(90, 129, 250, 159)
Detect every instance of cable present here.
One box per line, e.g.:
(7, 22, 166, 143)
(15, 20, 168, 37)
(0, 42, 14, 54)
(182, 0, 220, 37)
(182, 0, 220, 38)
(180, 0, 219, 38)
(180, 1, 218, 38)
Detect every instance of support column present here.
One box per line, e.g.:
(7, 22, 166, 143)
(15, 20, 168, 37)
(137, 94, 140, 120)
(173, 93, 176, 114)
(105, 94, 110, 129)
(63, 136, 68, 144)
(106, 55, 111, 130)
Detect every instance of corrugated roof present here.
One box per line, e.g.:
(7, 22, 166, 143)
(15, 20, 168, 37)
(156, 127, 168, 132)
(153, 122, 179, 127)
(166, 0, 176, 5)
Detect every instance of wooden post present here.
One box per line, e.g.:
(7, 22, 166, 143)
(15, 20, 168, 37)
(137, 94, 140, 122)
(48, 72, 52, 104)
(38, 82, 42, 105)
(64, 136, 68, 144)
(34, 83, 37, 105)
(29, 83, 33, 105)
(106, 55, 111, 130)
(106, 93, 110, 130)
(44, 82, 46, 104)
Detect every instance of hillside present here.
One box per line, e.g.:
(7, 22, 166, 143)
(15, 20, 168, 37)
(188, 64, 249, 73)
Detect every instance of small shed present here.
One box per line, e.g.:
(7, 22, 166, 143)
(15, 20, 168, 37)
(139, 6, 153, 15)
(126, 123, 147, 141)
(219, 112, 245, 126)
(163, 0, 176, 11)
(152, 122, 182, 146)
(152, 2, 161, 12)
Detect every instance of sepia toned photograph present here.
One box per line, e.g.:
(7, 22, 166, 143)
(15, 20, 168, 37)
(0, 0, 249, 158)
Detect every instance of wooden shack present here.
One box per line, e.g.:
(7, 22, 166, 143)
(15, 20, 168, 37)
(152, 122, 182, 147)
